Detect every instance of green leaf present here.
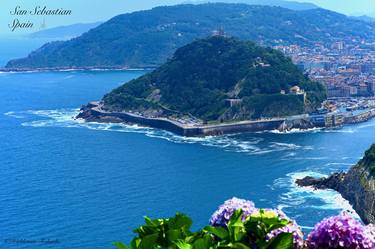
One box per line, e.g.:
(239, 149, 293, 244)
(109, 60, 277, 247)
(227, 209, 246, 241)
(233, 242, 251, 249)
(130, 238, 141, 249)
(228, 209, 244, 226)
(204, 226, 229, 239)
(266, 233, 293, 249)
(170, 213, 193, 230)
(113, 242, 128, 249)
(140, 233, 159, 249)
(166, 229, 183, 242)
(175, 240, 193, 249)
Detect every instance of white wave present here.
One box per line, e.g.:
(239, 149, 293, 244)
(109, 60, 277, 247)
(0, 70, 40, 74)
(324, 162, 352, 167)
(4, 108, 315, 158)
(143, 130, 268, 154)
(284, 152, 297, 157)
(9, 108, 319, 156)
(4, 111, 26, 119)
(322, 128, 356, 133)
(281, 156, 329, 161)
(273, 171, 360, 219)
(270, 142, 313, 151)
(263, 124, 366, 135)
(270, 142, 302, 149)
(16, 108, 267, 154)
(267, 127, 323, 134)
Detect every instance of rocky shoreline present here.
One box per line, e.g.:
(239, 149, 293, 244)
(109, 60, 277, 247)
(296, 149, 375, 225)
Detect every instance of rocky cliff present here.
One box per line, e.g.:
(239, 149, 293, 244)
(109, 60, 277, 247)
(297, 145, 375, 224)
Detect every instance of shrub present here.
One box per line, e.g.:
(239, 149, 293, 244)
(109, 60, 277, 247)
(113, 198, 374, 249)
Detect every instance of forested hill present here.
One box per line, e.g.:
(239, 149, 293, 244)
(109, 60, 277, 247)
(103, 36, 326, 121)
(28, 22, 102, 40)
(5, 3, 375, 69)
(184, 0, 319, 10)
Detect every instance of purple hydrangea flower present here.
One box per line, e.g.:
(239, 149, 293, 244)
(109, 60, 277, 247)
(209, 197, 258, 227)
(365, 224, 375, 244)
(306, 212, 374, 249)
(264, 209, 304, 249)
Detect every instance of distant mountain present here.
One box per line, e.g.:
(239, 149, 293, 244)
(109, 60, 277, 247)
(351, 15, 375, 23)
(185, 0, 319, 10)
(101, 36, 326, 121)
(28, 22, 103, 40)
(5, 3, 375, 70)
(354, 12, 375, 18)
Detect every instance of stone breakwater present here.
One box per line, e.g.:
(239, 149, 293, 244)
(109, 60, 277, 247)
(76, 102, 316, 137)
(296, 166, 375, 225)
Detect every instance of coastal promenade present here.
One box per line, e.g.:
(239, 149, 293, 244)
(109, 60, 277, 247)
(78, 102, 375, 137)
(78, 102, 286, 136)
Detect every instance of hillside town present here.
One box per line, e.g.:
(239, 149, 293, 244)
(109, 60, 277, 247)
(273, 40, 375, 127)
(275, 40, 375, 98)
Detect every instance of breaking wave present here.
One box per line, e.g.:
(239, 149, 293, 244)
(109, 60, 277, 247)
(5, 108, 314, 155)
(273, 171, 359, 218)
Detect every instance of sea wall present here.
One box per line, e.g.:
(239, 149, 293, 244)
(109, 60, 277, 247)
(77, 106, 196, 136)
(199, 120, 284, 136)
(77, 103, 285, 137)
(345, 109, 375, 124)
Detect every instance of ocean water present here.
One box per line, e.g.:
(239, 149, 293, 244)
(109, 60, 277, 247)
(1, 48, 375, 249)
(0, 35, 53, 67)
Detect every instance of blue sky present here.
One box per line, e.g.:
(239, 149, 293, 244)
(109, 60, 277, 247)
(1, 0, 374, 35)
(294, 0, 375, 15)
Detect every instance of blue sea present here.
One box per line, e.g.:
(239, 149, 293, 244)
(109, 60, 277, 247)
(1, 37, 375, 249)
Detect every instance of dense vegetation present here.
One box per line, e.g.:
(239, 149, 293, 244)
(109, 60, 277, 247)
(363, 144, 375, 176)
(113, 198, 375, 249)
(6, 3, 375, 69)
(198, 0, 318, 10)
(103, 36, 326, 121)
(114, 210, 296, 249)
(28, 22, 102, 40)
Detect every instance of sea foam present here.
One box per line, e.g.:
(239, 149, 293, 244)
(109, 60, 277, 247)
(7, 108, 315, 156)
(273, 171, 359, 219)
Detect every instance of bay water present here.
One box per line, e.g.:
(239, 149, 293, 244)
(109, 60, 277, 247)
(1, 38, 375, 249)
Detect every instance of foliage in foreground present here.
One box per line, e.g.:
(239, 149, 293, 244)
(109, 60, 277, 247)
(113, 198, 375, 249)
